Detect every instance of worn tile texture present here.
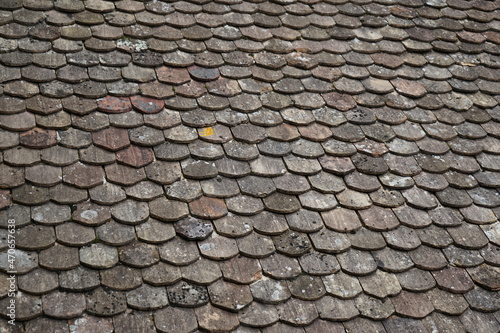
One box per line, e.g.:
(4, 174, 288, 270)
(0, 0, 499, 331)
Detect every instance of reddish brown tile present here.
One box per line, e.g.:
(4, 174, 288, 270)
(156, 67, 190, 85)
(19, 128, 56, 148)
(130, 95, 164, 114)
(189, 196, 228, 219)
(116, 145, 154, 168)
(92, 127, 130, 151)
(96, 96, 132, 113)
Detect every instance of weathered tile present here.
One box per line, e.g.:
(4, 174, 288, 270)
(343, 317, 387, 333)
(275, 298, 318, 326)
(397, 267, 436, 292)
(147, 196, 188, 222)
(167, 282, 209, 307)
(237, 301, 279, 328)
(113, 311, 156, 333)
(154, 307, 197, 333)
(402, 186, 438, 209)
(299, 191, 338, 212)
(213, 213, 253, 237)
(92, 127, 130, 151)
(195, 304, 239, 331)
(0, 248, 38, 274)
(465, 287, 500, 312)
(19, 128, 57, 149)
(480, 243, 500, 266)
(409, 245, 448, 270)
(126, 284, 168, 310)
(260, 253, 301, 280)
(460, 309, 500, 333)
(124, 181, 162, 201)
(354, 294, 394, 320)
(321, 207, 362, 232)
(101, 265, 142, 291)
(16, 224, 55, 250)
(39, 242, 79, 272)
(119, 241, 159, 268)
(80, 243, 118, 269)
(467, 264, 500, 291)
(0, 291, 41, 322)
(24, 317, 68, 333)
(134, 218, 174, 244)
(371, 247, 414, 273)
(448, 223, 489, 249)
(115, 145, 154, 168)
(96, 221, 135, 246)
(186, 196, 227, 219)
(89, 182, 126, 205)
(309, 227, 351, 254)
(422, 312, 466, 333)
(359, 206, 399, 231)
(159, 237, 199, 266)
(142, 262, 181, 287)
(0, 164, 24, 189)
(249, 275, 290, 306)
(337, 249, 377, 276)
(271, 229, 311, 257)
(263, 192, 301, 213)
(225, 193, 264, 215)
(30, 202, 70, 226)
(18, 268, 58, 295)
(11, 184, 50, 205)
(79, 145, 116, 165)
(383, 316, 428, 333)
(63, 162, 104, 189)
(383, 225, 421, 251)
(41, 291, 86, 320)
(337, 189, 372, 209)
(86, 287, 127, 317)
(56, 222, 95, 247)
(165, 179, 202, 203)
(250, 211, 287, 236)
(349, 227, 386, 251)
(97, 96, 132, 113)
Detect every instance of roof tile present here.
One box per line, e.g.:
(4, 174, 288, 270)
(80, 243, 118, 269)
(460, 309, 500, 333)
(56, 222, 95, 247)
(354, 294, 394, 320)
(38, 243, 78, 271)
(18, 268, 58, 295)
(85, 287, 127, 317)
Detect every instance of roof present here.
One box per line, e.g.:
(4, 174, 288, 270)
(0, 0, 499, 331)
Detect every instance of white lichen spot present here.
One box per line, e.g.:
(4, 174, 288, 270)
(80, 210, 98, 220)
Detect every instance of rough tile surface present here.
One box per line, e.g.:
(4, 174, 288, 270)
(0, 0, 499, 331)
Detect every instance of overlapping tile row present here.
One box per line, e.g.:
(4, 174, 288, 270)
(0, 0, 499, 331)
